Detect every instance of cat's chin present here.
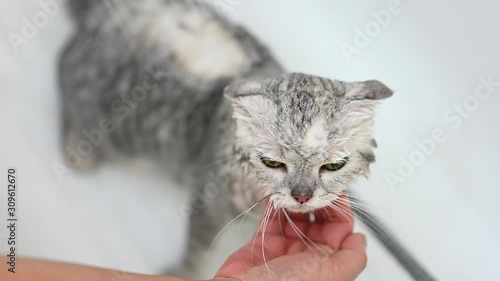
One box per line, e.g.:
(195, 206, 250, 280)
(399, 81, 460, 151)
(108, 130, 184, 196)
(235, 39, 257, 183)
(270, 193, 338, 214)
(283, 204, 326, 214)
(285, 207, 317, 213)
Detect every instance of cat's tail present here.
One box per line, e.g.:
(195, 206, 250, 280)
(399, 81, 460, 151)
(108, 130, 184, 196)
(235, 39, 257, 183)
(349, 193, 438, 281)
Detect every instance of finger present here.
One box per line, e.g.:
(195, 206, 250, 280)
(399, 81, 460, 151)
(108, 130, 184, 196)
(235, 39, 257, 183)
(215, 236, 290, 278)
(255, 200, 307, 237)
(329, 233, 368, 281)
(264, 208, 323, 242)
(254, 201, 285, 235)
(341, 232, 367, 250)
(247, 205, 293, 258)
(258, 195, 355, 246)
(218, 236, 367, 281)
(215, 249, 252, 278)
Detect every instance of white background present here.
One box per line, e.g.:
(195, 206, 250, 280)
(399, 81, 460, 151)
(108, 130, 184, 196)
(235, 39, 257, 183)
(1, 0, 499, 280)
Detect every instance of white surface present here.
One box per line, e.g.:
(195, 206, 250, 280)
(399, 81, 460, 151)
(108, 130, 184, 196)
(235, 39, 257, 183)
(1, 0, 499, 280)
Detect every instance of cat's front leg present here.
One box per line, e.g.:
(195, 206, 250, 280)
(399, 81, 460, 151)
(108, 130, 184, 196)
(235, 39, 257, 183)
(170, 171, 238, 279)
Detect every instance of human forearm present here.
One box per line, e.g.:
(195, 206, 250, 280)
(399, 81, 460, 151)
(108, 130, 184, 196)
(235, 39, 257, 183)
(0, 258, 189, 281)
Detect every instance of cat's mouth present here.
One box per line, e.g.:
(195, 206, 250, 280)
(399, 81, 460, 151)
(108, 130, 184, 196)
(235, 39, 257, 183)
(285, 204, 319, 213)
(269, 192, 339, 214)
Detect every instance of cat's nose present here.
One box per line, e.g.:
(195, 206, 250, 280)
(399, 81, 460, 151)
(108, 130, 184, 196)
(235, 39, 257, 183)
(293, 195, 311, 204)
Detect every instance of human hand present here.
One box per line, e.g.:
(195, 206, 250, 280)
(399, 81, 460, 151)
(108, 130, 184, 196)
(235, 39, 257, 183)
(214, 198, 367, 281)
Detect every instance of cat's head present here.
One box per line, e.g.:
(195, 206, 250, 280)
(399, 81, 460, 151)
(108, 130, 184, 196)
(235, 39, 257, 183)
(225, 73, 392, 213)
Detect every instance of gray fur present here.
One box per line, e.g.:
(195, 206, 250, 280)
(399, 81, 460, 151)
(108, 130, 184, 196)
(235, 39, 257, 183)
(226, 75, 391, 214)
(60, 0, 391, 278)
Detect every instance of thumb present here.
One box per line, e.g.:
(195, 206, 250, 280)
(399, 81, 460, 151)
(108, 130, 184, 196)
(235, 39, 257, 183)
(330, 233, 368, 281)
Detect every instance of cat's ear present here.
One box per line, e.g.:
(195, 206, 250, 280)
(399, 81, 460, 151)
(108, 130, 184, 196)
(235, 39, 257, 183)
(224, 80, 280, 154)
(344, 80, 393, 100)
(224, 79, 273, 122)
(224, 79, 263, 99)
(345, 80, 393, 100)
(341, 80, 393, 123)
(332, 80, 392, 146)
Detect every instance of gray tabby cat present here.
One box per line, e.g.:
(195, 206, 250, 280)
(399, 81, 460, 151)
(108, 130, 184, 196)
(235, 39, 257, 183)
(60, 0, 392, 278)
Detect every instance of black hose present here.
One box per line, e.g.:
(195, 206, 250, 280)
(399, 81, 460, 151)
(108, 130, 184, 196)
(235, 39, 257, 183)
(350, 194, 438, 281)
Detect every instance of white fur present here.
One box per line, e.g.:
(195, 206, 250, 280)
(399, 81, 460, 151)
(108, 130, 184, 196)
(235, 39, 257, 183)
(270, 187, 341, 213)
(304, 120, 329, 150)
(147, 5, 250, 81)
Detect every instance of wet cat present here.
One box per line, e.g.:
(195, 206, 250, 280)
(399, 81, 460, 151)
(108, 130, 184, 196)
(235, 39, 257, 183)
(60, 0, 392, 278)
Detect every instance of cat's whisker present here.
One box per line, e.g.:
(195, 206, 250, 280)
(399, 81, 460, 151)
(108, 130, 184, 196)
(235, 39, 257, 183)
(346, 198, 380, 214)
(327, 203, 353, 224)
(349, 202, 387, 223)
(261, 204, 274, 280)
(282, 210, 314, 251)
(334, 192, 384, 219)
(251, 203, 271, 264)
(337, 196, 385, 219)
(201, 153, 239, 169)
(238, 189, 278, 234)
(236, 204, 254, 237)
(320, 207, 333, 222)
(282, 210, 328, 256)
(332, 200, 392, 242)
(346, 193, 391, 212)
(205, 194, 271, 262)
(278, 210, 285, 239)
(344, 193, 374, 200)
(335, 198, 385, 227)
(236, 189, 273, 235)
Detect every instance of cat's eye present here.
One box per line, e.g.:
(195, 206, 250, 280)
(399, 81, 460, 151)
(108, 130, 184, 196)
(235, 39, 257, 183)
(261, 158, 285, 169)
(321, 158, 348, 172)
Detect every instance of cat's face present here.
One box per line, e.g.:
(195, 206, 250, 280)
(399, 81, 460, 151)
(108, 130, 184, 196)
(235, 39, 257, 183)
(226, 73, 392, 213)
